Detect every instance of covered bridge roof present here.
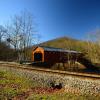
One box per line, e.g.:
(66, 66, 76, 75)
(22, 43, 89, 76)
(34, 46, 82, 54)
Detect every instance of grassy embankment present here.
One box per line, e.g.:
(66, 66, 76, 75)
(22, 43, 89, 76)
(0, 70, 100, 100)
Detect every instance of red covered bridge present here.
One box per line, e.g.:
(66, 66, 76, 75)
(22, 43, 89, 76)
(32, 46, 96, 69)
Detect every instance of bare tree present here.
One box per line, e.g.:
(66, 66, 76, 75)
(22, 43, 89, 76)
(6, 11, 37, 62)
(0, 25, 7, 43)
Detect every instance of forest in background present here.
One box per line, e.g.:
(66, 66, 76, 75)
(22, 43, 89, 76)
(1, 35, 100, 64)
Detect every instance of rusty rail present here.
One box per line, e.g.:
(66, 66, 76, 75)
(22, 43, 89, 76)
(0, 62, 100, 79)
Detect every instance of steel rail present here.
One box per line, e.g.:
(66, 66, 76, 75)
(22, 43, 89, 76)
(0, 62, 100, 79)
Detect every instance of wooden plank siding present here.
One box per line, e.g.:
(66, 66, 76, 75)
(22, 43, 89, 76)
(32, 46, 83, 64)
(32, 46, 97, 69)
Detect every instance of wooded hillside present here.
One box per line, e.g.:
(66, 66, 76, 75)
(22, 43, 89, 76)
(40, 37, 100, 64)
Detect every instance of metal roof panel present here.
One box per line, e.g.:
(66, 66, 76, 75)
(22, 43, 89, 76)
(39, 46, 81, 54)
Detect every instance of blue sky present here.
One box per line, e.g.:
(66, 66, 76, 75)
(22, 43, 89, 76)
(0, 0, 100, 42)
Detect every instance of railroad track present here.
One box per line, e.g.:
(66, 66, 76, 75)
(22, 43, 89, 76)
(0, 62, 100, 79)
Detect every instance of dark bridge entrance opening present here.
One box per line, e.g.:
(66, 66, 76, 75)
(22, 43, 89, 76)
(34, 53, 42, 62)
